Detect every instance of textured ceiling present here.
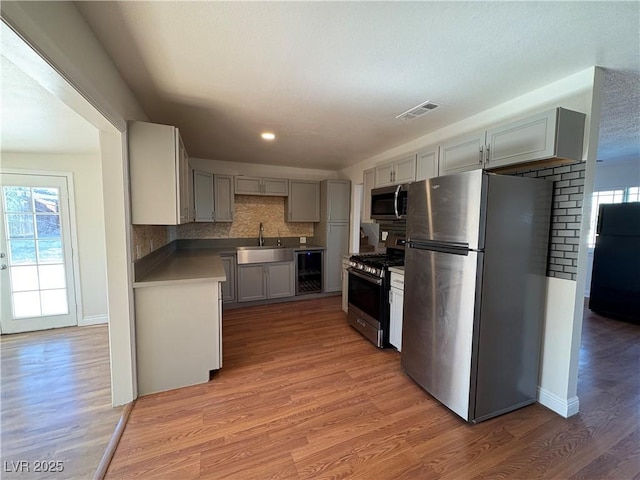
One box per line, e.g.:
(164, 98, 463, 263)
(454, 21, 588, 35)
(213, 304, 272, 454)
(598, 69, 640, 164)
(74, 1, 640, 170)
(1, 3, 638, 167)
(0, 53, 99, 155)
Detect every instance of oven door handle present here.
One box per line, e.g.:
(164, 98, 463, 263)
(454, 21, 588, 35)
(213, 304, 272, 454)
(348, 267, 383, 286)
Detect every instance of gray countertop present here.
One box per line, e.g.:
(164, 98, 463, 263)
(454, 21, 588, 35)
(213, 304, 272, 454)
(133, 241, 325, 288)
(133, 249, 226, 288)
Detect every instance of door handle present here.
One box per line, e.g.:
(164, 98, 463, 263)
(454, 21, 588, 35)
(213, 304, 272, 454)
(0, 264, 7, 270)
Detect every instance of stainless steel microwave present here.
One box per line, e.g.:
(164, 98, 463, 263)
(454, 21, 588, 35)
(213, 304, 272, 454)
(371, 184, 408, 220)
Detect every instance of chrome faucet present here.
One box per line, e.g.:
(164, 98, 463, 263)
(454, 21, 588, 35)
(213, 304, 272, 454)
(259, 222, 265, 246)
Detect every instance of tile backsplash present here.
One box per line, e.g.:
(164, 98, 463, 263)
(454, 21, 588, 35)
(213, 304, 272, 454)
(177, 195, 314, 240)
(132, 225, 170, 260)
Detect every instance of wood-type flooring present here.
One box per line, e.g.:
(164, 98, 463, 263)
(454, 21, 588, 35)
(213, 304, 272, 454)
(105, 297, 639, 479)
(1, 325, 123, 480)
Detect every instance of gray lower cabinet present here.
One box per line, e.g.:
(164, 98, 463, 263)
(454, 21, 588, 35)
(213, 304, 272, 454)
(267, 262, 295, 299)
(315, 222, 349, 293)
(220, 254, 236, 303)
(325, 223, 349, 292)
(237, 261, 294, 302)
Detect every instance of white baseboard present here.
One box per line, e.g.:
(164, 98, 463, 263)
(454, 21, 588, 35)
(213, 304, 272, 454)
(79, 314, 109, 326)
(538, 387, 580, 418)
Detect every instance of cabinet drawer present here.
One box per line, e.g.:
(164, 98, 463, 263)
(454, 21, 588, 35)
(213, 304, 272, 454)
(390, 272, 404, 290)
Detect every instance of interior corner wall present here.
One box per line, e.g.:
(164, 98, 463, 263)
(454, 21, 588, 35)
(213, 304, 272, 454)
(1, 153, 108, 323)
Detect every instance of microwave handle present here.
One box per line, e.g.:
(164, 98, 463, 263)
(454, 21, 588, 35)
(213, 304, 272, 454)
(394, 184, 401, 219)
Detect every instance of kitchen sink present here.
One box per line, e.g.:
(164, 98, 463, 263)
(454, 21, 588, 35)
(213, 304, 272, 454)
(236, 246, 294, 264)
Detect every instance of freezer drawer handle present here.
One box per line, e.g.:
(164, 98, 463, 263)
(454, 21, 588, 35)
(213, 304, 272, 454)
(408, 240, 471, 256)
(357, 318, 366, 327)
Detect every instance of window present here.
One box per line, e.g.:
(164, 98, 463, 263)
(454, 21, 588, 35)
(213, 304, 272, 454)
(588, 187, 639, 247)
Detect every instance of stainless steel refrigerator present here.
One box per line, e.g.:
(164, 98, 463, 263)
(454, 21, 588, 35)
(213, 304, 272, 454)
(401, 170, 553, 423)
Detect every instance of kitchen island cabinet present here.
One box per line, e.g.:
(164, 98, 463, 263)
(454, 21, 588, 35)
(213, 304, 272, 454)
(133, 250, 225, 396)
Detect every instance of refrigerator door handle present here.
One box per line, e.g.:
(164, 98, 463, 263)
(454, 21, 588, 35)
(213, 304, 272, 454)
(394, 184, 401, 219)
(408, 239, 471, 256)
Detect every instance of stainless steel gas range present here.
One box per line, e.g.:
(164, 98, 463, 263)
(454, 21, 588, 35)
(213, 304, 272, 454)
(347, 235, 405, 348)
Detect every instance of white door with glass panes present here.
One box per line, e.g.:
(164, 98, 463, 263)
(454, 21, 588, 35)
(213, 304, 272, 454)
(0, 173, 77, 333)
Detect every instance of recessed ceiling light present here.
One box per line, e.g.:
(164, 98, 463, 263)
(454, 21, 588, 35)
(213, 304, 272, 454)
(261, 132, 276, 140)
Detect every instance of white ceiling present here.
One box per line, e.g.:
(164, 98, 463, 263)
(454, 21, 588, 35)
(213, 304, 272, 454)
(1, 3, 638, 169)
(0, 54, 99, 155)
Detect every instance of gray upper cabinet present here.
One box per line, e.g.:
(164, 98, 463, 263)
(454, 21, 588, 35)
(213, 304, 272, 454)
(129, 121, 192, 225)
(287, 180, 320, 222)
(235, 176, 288, 196)
(439, 107, 586, 176)
(439, 131, 486, 176)
(416, 146, 439, 181)
(485, 107, 586, 170)
(194, 170, 214, 222)
(193, 171, 234, 222)
(214, 175, 234, 222)
(374, 154, 416, 187)
(321, 180, 351, 223)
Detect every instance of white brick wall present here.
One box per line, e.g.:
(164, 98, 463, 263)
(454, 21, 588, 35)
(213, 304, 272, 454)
(513, 162, 586, 280)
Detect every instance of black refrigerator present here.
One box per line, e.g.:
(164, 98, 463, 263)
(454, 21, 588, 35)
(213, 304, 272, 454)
(589, 202, 640, 322)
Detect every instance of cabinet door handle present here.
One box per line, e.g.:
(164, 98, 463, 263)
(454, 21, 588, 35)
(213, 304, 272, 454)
(212, 211, 215, 220)
(485, 145, 490, 164)
(389, 290, 393, 304)
(479, 146, 484, 164)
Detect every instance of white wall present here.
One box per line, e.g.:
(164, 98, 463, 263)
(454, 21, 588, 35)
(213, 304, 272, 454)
(2, 0, 149, 406)
(594, 158, 640, 190)
(1, 153, 108, 324)
(189, 157, 341, 181)
(340, 67, 599, 418)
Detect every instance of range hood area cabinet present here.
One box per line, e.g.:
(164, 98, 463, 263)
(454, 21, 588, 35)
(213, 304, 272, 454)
(439, 107, 586, 176)
(374, 155, 416, 188)
(286, 180, 320, 222)
(129, 121, 193, 225)
(193, 171, 234, 222)
(235, 176, 288, 196)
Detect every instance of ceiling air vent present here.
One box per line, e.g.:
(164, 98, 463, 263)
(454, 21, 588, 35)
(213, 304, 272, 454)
(396, 100, 440, 121)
